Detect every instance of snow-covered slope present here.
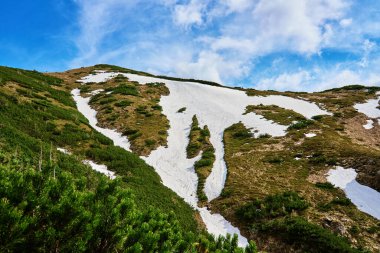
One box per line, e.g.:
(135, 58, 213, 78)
(122, 73, 330, 201)
(73, 71, 331, 247)
(327, 167, 380, 220)
(354, 92, 380, 128)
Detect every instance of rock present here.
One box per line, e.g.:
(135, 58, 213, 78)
(323, 217, 347, 236)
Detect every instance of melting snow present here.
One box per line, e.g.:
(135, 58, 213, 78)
(57, 147, 71, 155)
(90, 89, 104, 95)
(72, 71, 332, 247)
(123, 73, 330, 201)
(78, 72, 119, 83)
(83, 160, 116, 179)
(305, 133, 317, 138)
(327, 166, 380, 220)
(354, 92, 380, 129)
(363, 119, 374, 130)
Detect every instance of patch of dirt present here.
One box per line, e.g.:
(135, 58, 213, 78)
(344, 114, 380, 151)
(307, 168, 329, 184)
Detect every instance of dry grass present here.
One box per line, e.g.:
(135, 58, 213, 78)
(211, 114, 380, 251)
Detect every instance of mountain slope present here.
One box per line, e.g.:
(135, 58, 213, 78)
(47, 64, 380, 252)
(1, 64, 379, 252)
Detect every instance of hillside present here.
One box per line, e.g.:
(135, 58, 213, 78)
(1, 64, 379, 252)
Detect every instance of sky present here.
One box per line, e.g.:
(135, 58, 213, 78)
(1, 0, 380, 91)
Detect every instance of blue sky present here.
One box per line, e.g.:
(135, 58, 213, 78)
(1, 0, 380, 91)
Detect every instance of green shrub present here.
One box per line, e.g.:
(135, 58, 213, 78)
(312, 115, 324, 120)
(177, 107, 186, 113)
(331, 197, 352, 206)
(260, 217, 363, 253)
(112, 84, 139, 96)
(151, 104, 162, 111)
(233, 130, 252, 139)
(0, 165, 258, 253)
(194, 158, 213, 168)
(145, 139, 156, 146)
(315, 182, 335, 190)
(114, 100, 132, 107)
(258, 133, 271, 138)
(236, 191, 309, 222)
(287, 120, 314, 130)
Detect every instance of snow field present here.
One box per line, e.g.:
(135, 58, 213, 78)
(354, 92, 380, 129)
(327, 166, 380, 220)
(123, 73, 330, 202)
(75, 71, 331, 246)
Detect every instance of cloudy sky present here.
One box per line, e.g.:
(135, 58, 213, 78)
(1, 0, 380, 91)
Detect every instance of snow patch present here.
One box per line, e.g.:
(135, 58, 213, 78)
(327, 166, 380, 220)
(90, 89, 104, 95)
(354, 93, 380, 129)
(83, 160, 116, 179)
(78, 72, 119, 83)
(57, 147, 71, 155)
(305, 133, 317, 138)
(363, 119, 374, 130)
(198, 207, 248, 246)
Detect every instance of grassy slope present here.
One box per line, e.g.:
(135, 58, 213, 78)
(0, 66, 198, 232)
(210, 87, 380, 252)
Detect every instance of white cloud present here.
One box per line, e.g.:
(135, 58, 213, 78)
(69, 0, 380, 92)
(339, 18, 352, 27)
(221, 0, 253, 13)
(256, 71, 313, 91)
(174, 51, 248, 83)
(256, 66, 380, 92)
(208, 0, 349, 56)
(173, 0, 205, 27)
(359, 39, 376, 67)
(70, 0, 139, 67)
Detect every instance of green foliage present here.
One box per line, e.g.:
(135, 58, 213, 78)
(324, 85, 380, 94)
(0, 66, 72, 107)
(0, 165, 257, 252)
(287, 119, 314, 130)
(331, 197, 352, 206)
(232, 130, 252, 139)
(236, 191, 308, 222)
(258, 133, 271, 139)
(311, 115, 324, 120)
(108, 83, 139, 96)
(259, 217, 365, 253)
(0, 66, 198, 232)
(151, 104, 162, 111)
(315, 182, 335, 190)
(177, 107, 186, 113)
(144, 139, 156, 146)
(114, 100, 132, 107)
